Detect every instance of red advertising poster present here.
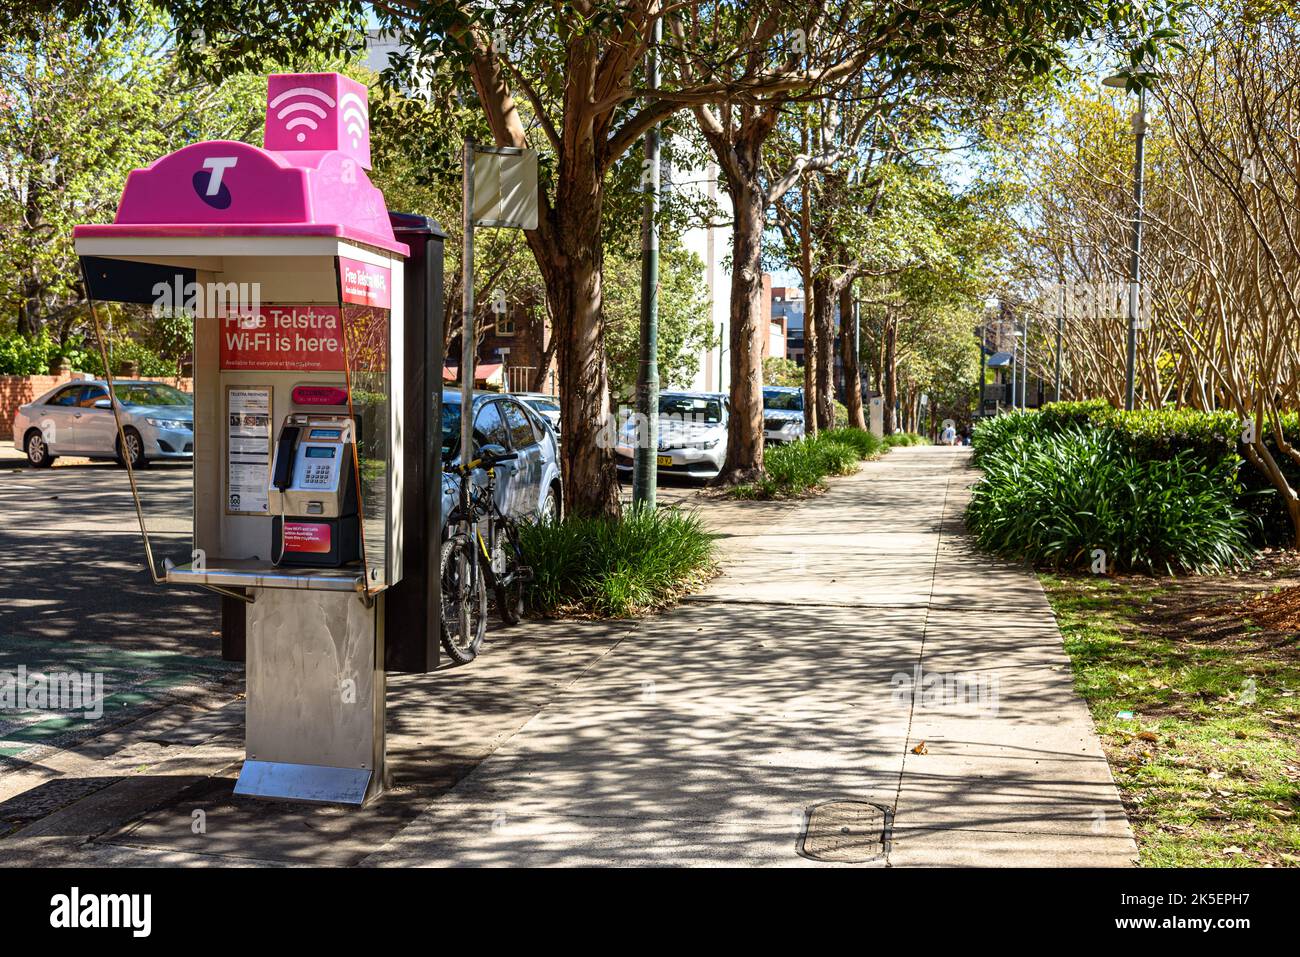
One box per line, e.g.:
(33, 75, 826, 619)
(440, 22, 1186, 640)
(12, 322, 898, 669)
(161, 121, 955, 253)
(283, 522, 332, 554)
(338, 256, 391, 309)
(219, 306, 346, 372)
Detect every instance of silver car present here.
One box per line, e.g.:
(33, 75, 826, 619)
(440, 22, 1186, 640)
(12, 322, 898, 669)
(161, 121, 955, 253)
(513, 392, 561, 439)
(763, 386, 806, 445)
(615, 390, 729, 480)
(13, 379, 193, 469)
(440, 389, 562, 532)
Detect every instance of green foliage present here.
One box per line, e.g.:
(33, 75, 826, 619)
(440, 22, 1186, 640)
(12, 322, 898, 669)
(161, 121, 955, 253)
(518, 506, 716, 618)
(733, 428, 881, 499)
(967, 426, 1253, 574)
(763, 357, 803, 387)
(0, 330, 83, 375)
(603, 241, 715, 398)
(883, 432, 928, 447)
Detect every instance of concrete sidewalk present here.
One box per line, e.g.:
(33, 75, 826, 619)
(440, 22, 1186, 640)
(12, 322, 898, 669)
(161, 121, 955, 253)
(361, 446, 1136, 866)
(0, 445, 1136, 866)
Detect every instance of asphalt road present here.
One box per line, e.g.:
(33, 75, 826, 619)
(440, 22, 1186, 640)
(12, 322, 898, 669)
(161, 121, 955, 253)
(0, 455, 234, 763)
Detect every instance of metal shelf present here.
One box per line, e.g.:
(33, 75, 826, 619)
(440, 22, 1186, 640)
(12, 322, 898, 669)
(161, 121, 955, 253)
(164, 559, 377, 593)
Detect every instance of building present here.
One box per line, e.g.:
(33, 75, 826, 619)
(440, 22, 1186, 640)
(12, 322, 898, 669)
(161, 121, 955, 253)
(771, 285, 805, 363)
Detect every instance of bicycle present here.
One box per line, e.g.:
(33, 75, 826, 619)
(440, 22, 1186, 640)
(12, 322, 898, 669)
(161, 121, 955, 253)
(440, 447, 532, 664)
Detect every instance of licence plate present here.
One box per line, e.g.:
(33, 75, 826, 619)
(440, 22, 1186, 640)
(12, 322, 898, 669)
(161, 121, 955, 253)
(657, 455, 673, 467)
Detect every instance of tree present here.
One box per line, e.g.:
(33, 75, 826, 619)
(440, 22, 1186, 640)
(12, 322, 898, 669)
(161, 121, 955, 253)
(0, 8, 262, 338)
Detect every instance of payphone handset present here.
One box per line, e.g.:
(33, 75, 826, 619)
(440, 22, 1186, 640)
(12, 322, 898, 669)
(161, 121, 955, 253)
(269, 413, 361, 567)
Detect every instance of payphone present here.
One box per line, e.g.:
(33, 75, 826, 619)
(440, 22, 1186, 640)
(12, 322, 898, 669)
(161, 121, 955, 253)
(269, 413, 360, 568)
(71, 71, 446, 806)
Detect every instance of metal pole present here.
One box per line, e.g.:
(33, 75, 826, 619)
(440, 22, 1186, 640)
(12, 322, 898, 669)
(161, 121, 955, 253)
(1021, 317, 1030, 409)
(978, 323, 987, 416)
(1054, 284, 1064, 402)
(632, 16, 661, 510)
(1125, 87, 1147, 412)
(460, 141, 476, 463)
(1010, 335, 1018, 410)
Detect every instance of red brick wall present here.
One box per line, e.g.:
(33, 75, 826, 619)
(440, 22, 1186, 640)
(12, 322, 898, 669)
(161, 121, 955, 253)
(4, 373, 193, 441)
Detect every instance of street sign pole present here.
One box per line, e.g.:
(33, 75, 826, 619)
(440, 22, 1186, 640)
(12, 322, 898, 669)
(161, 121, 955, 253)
(460, 141, 476, 467)
(632, 16, 661, 510)
(1125, 86, 1147, 412)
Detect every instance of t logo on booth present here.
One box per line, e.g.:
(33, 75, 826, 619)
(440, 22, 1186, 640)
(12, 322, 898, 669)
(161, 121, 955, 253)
(194, 156, 238, 208)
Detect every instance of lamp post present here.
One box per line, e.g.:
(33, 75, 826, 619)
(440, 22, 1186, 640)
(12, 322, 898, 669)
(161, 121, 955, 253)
(1104, 69, 1153, 411)
(1021, 316, 1031, 409)
(632, 15, 661, 509)
(1011, 328, 1022, 410)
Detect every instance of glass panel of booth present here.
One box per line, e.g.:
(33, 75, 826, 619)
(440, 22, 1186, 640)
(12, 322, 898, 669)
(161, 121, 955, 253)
(77, 251, 396, 597)
(340, 302, 390, 596)
(76, 278, 198, 588)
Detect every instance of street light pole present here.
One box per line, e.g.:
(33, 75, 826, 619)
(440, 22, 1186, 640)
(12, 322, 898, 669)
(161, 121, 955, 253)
(1124, 86, 1147, 411)
(1021, 317, 1030, 409)
(1054, 283, 1064, 402)
(632, 16, 661, 510)
(1010, 330, 1019, 411)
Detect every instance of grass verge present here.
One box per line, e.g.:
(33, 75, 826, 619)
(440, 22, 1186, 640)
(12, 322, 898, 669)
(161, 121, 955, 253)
(1041, 572, 1300, 866)
(519, 505, 717, 618)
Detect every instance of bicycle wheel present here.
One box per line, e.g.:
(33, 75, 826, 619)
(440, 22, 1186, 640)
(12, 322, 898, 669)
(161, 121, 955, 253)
(440, 533, 487, 664)
(488, 516, 527, 627)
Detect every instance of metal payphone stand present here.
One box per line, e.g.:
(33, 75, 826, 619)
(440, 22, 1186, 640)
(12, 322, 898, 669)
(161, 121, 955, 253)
(74, 73, 445, 806)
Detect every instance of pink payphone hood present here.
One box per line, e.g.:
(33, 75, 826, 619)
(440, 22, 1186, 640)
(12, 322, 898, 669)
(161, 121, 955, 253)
(74, 73, 407, 256)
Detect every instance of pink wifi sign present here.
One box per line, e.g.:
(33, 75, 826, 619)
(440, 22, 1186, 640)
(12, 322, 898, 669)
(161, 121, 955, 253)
(264, 73, 372, 170)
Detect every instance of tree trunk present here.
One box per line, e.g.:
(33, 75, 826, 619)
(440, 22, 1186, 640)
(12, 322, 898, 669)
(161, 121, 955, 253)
(799, 172, 818, 439)
(813, 274, 834, 430)
(839, 284, 865, 429)
(883, 313, 898, 434)
(524, 173, 621, 519)
(718, 180, 767, 483)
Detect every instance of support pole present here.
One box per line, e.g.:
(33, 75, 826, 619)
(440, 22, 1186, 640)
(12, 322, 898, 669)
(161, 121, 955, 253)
(1054, 284, 1064, 402)
(460, 141, 476, 464)
(632, 16, 661, 510)
(1125, 87, 1147, 412)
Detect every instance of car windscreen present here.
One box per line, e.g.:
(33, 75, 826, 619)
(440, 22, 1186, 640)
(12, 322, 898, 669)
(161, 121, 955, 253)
(763, 389, 802, 411)
(113, 384, 192, 407)
(658, 396, 723, 423)
(524, 398, 560, 414)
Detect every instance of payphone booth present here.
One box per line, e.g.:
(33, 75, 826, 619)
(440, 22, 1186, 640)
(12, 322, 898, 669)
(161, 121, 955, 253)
(74, 73, 435, 805)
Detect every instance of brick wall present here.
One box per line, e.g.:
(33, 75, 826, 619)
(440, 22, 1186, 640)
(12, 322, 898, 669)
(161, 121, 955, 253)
(4, 373, 193, 442)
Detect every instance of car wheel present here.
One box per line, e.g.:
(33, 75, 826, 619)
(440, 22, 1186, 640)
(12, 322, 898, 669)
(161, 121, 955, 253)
(539, 484, 560, 525)
(24, 430, 55, 468)
(116, 427, 148, 469)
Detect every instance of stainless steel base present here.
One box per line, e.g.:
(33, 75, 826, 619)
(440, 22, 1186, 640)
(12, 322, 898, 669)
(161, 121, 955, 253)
(234, 760, 372, 805)
(238, 587, 386, 805)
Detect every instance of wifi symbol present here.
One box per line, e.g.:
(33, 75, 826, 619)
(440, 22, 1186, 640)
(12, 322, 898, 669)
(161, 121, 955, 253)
(269, 86, 337, 144)
(340, 91, 368, 150)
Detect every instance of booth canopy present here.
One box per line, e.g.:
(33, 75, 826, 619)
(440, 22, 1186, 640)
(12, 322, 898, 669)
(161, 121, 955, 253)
(74, 72, 408, 258)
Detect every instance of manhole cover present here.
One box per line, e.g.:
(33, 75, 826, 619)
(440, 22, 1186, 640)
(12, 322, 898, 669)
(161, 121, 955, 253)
(800, 801, 890, 863)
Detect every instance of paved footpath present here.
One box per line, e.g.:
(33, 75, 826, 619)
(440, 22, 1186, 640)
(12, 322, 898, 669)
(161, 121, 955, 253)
(362, 446, 1136, 866)
(0, 445, 1135, 866)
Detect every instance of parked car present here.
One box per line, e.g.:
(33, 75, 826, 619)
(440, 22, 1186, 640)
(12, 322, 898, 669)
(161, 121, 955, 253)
(440, 389, 562, 534)
(13, 379, 193, 469)
(513, 392, 561, 438)
(763, 386, 806, 445)
(614, 390, 729, 480)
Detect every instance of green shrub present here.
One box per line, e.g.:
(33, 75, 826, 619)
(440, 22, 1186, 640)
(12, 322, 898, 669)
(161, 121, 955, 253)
(733, 429, 878, 499)
(883, 431, 927, 448)
(0, 330, 86, 375)
(966, 426, 1253, 574)
(518, 506, 716, 617)
(822, 427, 884, 459)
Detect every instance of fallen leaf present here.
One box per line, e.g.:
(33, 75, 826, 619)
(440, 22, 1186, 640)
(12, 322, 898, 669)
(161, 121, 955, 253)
(911, 741, 928, 755)
(1223, 846, 1244, 855)
(1137, 730, 1159, 742)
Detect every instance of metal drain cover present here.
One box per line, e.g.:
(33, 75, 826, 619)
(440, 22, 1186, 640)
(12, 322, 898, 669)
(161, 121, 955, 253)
(800, 801, 890, 863)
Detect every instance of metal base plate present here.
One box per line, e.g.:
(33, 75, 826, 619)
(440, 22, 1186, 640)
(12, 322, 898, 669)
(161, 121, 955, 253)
(234, 760, 373, 805)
